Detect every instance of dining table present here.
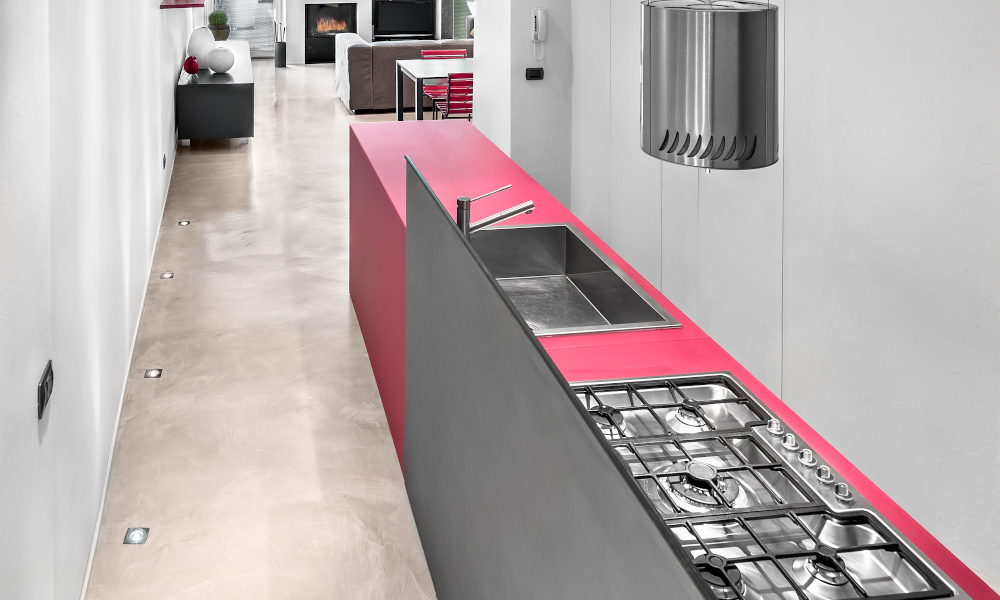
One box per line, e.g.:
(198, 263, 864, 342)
(395, 57, 474, 121)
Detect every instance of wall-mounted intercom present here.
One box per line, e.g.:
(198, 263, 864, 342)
(531, 8, 547, 61)
(531, 8, 547, 42)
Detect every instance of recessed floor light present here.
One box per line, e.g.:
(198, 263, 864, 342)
(144, 369, 162, 378)
(124, 527, 149, 544)
(160, 272, 174, 279)
(178, 221, 190, 226)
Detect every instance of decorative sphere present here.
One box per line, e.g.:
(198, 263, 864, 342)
(187, 27, 216, 64)
(183, 56, 199, 74)
(205, 47, 235, 73)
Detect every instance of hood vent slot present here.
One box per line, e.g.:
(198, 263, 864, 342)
(658, 131, 757, 163)
(641, 0, 777, 170)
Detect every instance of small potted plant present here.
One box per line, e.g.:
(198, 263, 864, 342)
(208, 11, 230, 41)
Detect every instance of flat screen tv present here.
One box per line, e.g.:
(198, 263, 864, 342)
(373, 0, 434, 36)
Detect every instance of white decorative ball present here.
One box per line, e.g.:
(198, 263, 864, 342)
(205, 47, 235, 73)
(187, 27, 216, 65)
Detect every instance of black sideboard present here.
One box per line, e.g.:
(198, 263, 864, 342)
(176, 40, 254, 141)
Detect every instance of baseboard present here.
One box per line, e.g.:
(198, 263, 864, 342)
(76, 136, 177, 600)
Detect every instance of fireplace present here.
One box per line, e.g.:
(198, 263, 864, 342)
(305, 3, 358, 63)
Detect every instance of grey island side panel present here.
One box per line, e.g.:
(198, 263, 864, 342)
(176, 40, 254, 140)
(403, 157, 712, 600)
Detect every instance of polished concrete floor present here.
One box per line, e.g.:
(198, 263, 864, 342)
(85, 63, 437, 599)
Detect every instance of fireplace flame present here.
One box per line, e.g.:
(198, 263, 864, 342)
(316, 15, 348, 33)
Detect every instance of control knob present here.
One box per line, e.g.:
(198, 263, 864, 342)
(766, 419, 783, 436)
(816, 465, 835, 485)
(798, 448, 817, 467)
(834, 482, 854, 503)
(782, 433, 799, 451)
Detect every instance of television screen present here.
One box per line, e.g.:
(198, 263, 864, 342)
(375, 1, 433, 35)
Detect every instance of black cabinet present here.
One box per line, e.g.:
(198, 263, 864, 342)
(176, 41, 254, 141)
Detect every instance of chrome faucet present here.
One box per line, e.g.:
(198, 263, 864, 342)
(456, 184, 534, 241)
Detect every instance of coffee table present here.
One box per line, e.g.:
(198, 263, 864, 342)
(395, 57, 474, 121)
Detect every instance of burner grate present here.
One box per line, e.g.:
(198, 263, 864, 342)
(577, 376, 767, 439)
(620, 435, 814, 517)
(578, 375, 815, 518)
(671, 510, 948, 600)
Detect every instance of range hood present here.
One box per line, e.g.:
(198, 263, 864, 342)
(641, 0, 778, 169)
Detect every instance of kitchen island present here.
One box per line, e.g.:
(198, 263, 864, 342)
(349, 120, 994, 600)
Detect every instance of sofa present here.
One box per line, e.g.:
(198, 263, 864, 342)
(335, 34, 474, 113)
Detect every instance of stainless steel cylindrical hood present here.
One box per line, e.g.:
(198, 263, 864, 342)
(641, 0, 778, 169)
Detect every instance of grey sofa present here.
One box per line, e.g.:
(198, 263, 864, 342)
(335, 34, 474, 113)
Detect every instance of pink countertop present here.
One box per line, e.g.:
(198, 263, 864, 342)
(349, 119, 997, 600)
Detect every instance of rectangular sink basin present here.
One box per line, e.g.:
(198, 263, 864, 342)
(470, 223, 680, 336)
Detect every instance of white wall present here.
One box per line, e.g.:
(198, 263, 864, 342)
(568, 0, 1000, 589)
(780, 2, 1000, 587)
(507, 0, 571, 202)
(0, 0, 193, 597)
(472, 0, 512, 153)
(581, 0, 786, 390)
(568, 0, 609, 239)
(472, 0, 571, 203)
(0, 0, 53, 597)
(48, 1, 196, 596)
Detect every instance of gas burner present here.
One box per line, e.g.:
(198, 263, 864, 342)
(667, 398, 711, 433)
(695, 553, 745, 600)
(662, 461, 746, 512)
(804, 546, 849, 584)
(789, 546, 854, 600)
(591, 405, 630, 439)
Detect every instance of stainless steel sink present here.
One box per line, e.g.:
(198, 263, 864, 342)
(470, 223, 680, 335)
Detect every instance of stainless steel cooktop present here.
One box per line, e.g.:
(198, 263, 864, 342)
(572, 374, 968, 600)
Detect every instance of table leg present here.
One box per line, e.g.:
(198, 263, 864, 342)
(396, 63, 404, 121)
(416, 78, 424, 121)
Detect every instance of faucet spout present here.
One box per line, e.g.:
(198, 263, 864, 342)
(456, 185, 532, 240)
(469, 201, 535, 235)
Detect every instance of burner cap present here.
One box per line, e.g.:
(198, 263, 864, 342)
(695, 553, 743, 589)
(685, 461, 719, 487)
(814, 545, 843, 569)
(592, 405, 624, 425)
(591, 405, 625, 436)
(594, 404, 619, 419)
(681, 397, 705, 415)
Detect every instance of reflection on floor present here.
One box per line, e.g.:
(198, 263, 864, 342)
(84, 62, 436, 599)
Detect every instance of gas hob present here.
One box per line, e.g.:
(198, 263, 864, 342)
(572, 374, 966, 600)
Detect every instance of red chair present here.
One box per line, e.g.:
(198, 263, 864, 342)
(420, 49, 468, 104)
(420, 49, 468, 59)
(433, 73, 473, 120)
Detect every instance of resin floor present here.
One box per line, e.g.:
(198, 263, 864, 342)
(84, 62, 436, 599)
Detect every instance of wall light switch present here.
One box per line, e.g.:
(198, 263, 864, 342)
(526, 68, 544, 81)
(38, 360, 53, 419)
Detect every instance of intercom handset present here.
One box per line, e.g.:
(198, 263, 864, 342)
(531, 8, 547, 42)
